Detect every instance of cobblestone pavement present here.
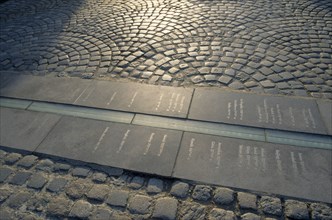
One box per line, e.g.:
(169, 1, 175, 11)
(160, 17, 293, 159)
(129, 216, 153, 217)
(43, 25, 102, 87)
(1, 0, 332, 99)
(1, 147, 331, 220)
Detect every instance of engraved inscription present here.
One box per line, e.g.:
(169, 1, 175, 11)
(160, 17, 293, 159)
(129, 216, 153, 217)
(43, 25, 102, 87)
(128, 92, 138, 108)
(227, 98, 244, 121)
(291, 151, 299, 175)
(94, 127, 109, 152)
(187, 138, 195, 160)
(82, 87, 95, 102)
(158, 135, 167, 156)
(144, 132, 155, 155)
(216, 142, 222, 168)
(289, 107, 295, 126)
(73, 85, 90, 104)
(155, 93, 164, 111)
(166, 93, 185, 113)
(275, 149, 283, 174)
(276, 104, 282, 125)
(107, 92, 117, 105)
(117, 129, 130, 153)
(238, 145, 266, 172)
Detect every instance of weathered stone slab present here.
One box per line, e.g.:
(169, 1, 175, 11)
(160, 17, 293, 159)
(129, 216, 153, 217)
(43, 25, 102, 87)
(36, 116, 182, 176)
(74, 80, 193, 118)
(0, 107, 61, 151)
(189, 89, 327, 134)
(317, 100, 332, 135)
(0, 75, 92, 104)
(173, 132, 332, 203)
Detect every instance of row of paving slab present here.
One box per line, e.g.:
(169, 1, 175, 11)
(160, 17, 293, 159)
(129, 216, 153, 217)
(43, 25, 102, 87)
(0, 148, 331, 220)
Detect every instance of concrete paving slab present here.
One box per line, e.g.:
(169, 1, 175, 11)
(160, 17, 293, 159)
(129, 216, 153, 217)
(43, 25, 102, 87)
(73, 80, 193, 118)
(317, 100, 332, 135)
(173, 132, 332, 203)
(189, 89, 327, 134)
(0, 75, 92, 104)
(0, 107, 61, 151)
(36, 116, 182, 176)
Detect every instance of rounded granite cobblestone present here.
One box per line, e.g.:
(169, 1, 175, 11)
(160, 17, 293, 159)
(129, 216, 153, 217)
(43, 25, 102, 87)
(0, 0, 332, 99)
(0, 148, 331, 219)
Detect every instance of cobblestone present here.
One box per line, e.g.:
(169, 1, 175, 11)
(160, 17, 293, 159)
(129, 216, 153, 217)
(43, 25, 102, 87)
(128, 195, 152, 214)
(213, 187, 234, 205)
(153, 197, 178, 220)
(46, 177, 68, 193)
(0, 147, 330, 219)
(238, 192, 257, 210)
(8, 171, 32, 185)
(69, 200, 93, 218)
(285, 200, 309, 220)
(27, 173, 47, 189)
(170, 181, 190, 198)
(17, 155, 38, 168)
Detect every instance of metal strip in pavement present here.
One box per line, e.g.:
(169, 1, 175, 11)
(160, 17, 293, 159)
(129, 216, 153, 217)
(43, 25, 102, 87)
(265, 129, 332, 150)
(0, 97, 32, 109)
(0, 97, 331, 150)
(132, 114, 266, 141)
(28, 102, 134, 124)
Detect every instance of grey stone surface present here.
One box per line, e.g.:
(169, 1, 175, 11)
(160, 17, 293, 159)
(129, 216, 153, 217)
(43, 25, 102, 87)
(37, 116, 182, 176)
(241, 213, 261, 220)
(179, 201, 206, 220)
(285, 200, 309, 220)
(0, 107, 61, 151)
(47, 196, 73, 217)
(72, 167, 91, 177)
(46, 177, 68, 192)
(238, 192, 257, 210)
(27, 173, 47, 189)
(6, 191, 31, 209)
(106, 189, 129, 207)
(73, 80, 193, 118)
(17, 155, 38, 168)
(192, 185, 212, 201)
(317, 100, 332, 135)
(35, 159, 54, 172)
(65, 179, 92, 199)
(0, 75, 92, 104)
(128, 195, 152, 214)
(0, 166, 13, 182)
(9, 171, 32, 185)
(4, 152, 22, 164)
(188, 89, 327, 134)
(213, 187, 234, 205)
(129, 176, 145, 189)
(86, 184, 109, 201)
(147, 178, 163, 194)
(260, 196, 282, 216)
(310, 203, 332, 220)
(209, 208, 236, 220)
(153, 197, 178, 220)
(173, 132, 332, 203)
(69, 200, 93, 218)
(170, 181, 190, 198)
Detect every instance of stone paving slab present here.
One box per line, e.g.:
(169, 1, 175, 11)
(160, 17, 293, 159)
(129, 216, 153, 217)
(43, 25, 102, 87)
(173, 132, 332, 203)
(317, 100, 332, 135)
(0, 74, 92, 104)
(36, 116, 183, 176)
(0, 107, 61, 151)
(0, 74, 193, 118)
(189, 88, 328, 134)
(74, 79, 193, 118)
